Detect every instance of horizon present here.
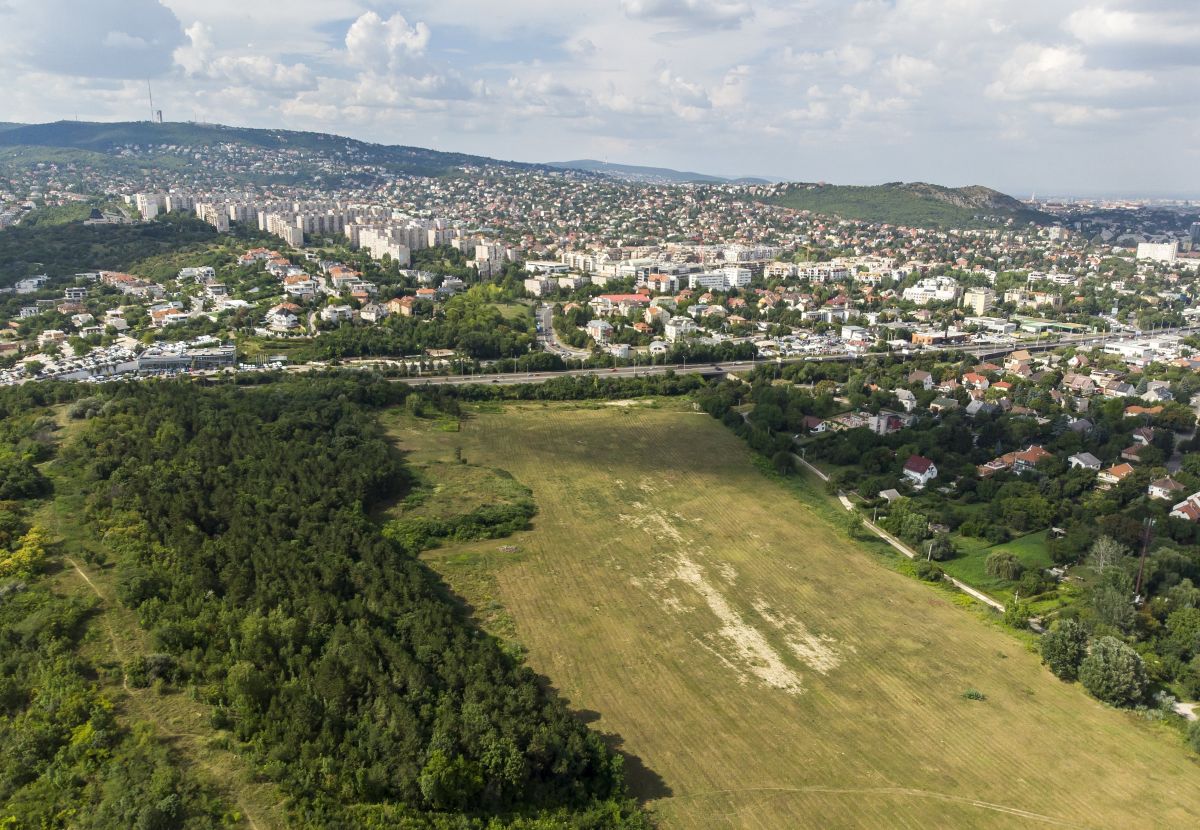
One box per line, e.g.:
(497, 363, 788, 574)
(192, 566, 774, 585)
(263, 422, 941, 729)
(0, 1, 1196, 197)
(7, 115, 1200, 203)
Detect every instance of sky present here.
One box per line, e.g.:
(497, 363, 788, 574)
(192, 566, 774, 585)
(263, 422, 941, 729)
(0, 0, 1197, 197)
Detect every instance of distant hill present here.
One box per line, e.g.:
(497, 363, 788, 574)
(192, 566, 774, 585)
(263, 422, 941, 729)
(0, 120, 546, 180)
(760, 181, 1053, 228)
(546, 159, 771, 185)
(0, 123, 23, 132)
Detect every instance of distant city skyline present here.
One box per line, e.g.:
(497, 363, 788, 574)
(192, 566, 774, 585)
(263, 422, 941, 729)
(1, 1, 1198, 198)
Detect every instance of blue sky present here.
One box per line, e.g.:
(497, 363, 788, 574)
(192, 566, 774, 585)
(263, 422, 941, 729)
(0, 0, 1197, 197)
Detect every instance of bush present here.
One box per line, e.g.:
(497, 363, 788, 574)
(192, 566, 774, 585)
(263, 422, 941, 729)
(1188, 720, 1200, 754)
(985, 550, 1024, 581)
(1003, 596, 1032, 630)
(984, 524, 1011, 544)
(915, 560, 944, 582)
(1079, 636, 1148, 707)
(962, 689, 986, 701)
(927, 533, 957, 562)
(1018, 569, 1054, 597)
(1040, 619, 1088, 681)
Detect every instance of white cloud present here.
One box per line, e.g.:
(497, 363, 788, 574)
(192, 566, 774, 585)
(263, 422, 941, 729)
(345, 11, 431, 71)
(1032, 101, 1121, 126)
(1065, 6, 1200, 47)
(0, 0, 185, 79)
(986, 43, 1152, 100)
(173, 21, 313, 91)
(780, 45, 874, 76)
(886, 54, 936, 96)
(622, 0, 753, 30)
(173, 21, 213, 75)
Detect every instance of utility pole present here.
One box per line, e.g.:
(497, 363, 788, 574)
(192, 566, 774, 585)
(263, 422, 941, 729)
(1134, 517, 1155, 599)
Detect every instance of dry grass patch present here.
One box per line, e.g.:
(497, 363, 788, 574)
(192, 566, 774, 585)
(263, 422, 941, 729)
(388, 400, 1200, 829)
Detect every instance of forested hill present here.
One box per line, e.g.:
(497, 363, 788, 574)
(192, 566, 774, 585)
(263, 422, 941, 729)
(0, 120, 547, 179)
(758, 181, 1053, 228)
(0, 377, 649, 828)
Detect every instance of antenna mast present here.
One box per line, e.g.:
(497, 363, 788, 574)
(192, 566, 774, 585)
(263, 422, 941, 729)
(147, 80, 155, 122)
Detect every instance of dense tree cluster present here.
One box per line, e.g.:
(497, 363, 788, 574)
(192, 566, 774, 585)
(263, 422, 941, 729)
(304, 289, 537, 361)
(67, 376, 645, 827)
(0, 213, 218, 285)
(0, 389, 231, 828)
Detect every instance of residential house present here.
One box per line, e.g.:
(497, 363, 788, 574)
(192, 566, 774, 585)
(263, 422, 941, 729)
(1068, 452, 1102, 471)
(586, 319, 614, 343)
(1171, 492, 1200, 522)
(908, 370, 933, 390)
(1131, 427, 1156, 446)
(902, 455, 938, 486)
(1149, 478, 1186, 501)
(359, 303, 388, 323)
(1098, 463, 1136, 488)
(386, 296, 417, 316)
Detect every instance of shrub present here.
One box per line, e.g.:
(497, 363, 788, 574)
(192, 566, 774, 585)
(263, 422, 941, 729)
(927, 533, 957, 562)
(1079, 636, 1148, 707)
(1188, 720, 1200, 754)
(962, 689, 986, 701)
(915, 560, 944, 582)
(1040, 619, 1088, 681)
(984, 524, 1011, 544)
(1003, 596, 1032, 630)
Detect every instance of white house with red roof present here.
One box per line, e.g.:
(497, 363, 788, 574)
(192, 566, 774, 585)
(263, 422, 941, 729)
(902, 455, 938, 487)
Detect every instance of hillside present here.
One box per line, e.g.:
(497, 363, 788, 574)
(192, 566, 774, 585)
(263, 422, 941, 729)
(546, 158, 771, 185)
(0, 120, 545, 180)
(760, 181, 1053, 228)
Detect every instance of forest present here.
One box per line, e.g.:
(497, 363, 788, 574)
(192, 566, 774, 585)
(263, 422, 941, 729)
(47, 376, 646, 828)
(0, 213, 219, 285)
(0, 382, 235, 828)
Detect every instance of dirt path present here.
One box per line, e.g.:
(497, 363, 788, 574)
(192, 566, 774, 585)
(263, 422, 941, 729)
(791, 455, 1005, 612)
(62, 555, 266, 830)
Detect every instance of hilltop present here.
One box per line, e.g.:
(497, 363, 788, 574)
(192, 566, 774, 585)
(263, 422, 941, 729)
(760, 181, 1053, 228)
(546, 158, 771, 185)
(0, 120, 546, 180)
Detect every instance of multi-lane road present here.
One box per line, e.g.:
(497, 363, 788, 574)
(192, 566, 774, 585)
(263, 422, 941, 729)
(536, 304, 591, 359)
(388, 326, 1199, 388)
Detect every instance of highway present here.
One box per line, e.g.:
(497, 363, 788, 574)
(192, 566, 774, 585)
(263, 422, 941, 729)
(389, 326, 1199, 388)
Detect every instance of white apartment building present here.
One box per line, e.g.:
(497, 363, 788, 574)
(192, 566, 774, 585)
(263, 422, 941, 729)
(724, 244, 782, 262)
(356, 226, 413, 266)
(133, 192, 166, 220)
(687, 267, 751, 291)
(665, 316, 698, 342)
(1137, 242, 1178, 263)
(524, 278, 557, 297)
(902, 276, 960, 305)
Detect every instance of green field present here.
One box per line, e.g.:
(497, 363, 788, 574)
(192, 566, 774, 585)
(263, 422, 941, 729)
(387, 400, 1200, 829)
(491, 302, 534, 322)
(942, 530, 1055, 598)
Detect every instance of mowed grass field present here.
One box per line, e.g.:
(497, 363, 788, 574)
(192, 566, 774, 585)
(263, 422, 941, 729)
(384, 400, 1200, 829)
